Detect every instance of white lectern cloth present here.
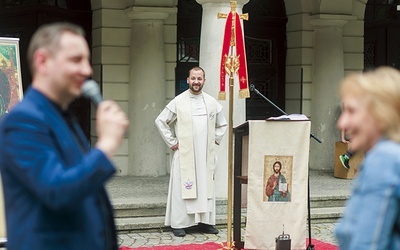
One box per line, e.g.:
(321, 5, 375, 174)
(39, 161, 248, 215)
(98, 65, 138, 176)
(245, 120, 311, 250)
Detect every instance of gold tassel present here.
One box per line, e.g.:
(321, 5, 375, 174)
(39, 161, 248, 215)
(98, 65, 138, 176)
(239, 89, 250, 98)
(218, 92, 226, 100)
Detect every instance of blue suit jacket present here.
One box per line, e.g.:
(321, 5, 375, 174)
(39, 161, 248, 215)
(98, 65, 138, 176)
(0, 88, 118, 250)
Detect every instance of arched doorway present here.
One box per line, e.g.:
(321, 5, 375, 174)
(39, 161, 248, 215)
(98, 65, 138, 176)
(0, 0, 92, 138)
(243, 0, 287, 119)
(176, 0, 202, 95)
(365, 0, 400, 70)
(176, 0, 287, 119)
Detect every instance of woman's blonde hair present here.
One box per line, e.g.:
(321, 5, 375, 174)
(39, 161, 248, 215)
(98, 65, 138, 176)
(340, 66, 400, 142)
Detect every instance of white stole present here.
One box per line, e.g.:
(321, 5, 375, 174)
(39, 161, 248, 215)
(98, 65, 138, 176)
(175, 90, 217, 199)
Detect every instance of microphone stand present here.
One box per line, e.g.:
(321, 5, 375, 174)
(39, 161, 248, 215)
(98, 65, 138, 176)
(250, 84, 319, 250)
(250, 84, 321, 143)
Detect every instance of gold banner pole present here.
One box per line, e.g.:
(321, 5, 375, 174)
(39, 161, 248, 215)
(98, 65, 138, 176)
(218, 1, 248, 249)
(226, 65, 235, 250)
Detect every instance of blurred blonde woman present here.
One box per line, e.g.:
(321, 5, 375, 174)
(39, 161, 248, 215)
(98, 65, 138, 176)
(335, 66, 400, 249)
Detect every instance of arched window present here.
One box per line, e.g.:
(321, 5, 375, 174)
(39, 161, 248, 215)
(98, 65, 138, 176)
(0, 0, 92, 137)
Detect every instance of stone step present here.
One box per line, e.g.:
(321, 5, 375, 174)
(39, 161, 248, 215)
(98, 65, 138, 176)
(115, 206, 344, 232)
(310, 195, 348, 208)
(115, 214, 232, 232)
(310, 206, 345, 224)
(113, 199, 229, 218)
(113, 201, 166, 218)
(113, 195, 347, 219)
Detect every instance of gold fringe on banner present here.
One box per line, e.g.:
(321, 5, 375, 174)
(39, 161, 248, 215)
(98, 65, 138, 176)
(218, 92, 226, 100)
(239, 89, 250, 98)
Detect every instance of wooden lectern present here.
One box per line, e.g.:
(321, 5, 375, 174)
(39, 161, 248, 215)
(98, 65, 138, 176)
(233, 121, 249, 249)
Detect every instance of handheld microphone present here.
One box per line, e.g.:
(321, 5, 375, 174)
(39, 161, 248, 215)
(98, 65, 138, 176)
(82, 79, 103, 107)
(250, 84, 255, 91)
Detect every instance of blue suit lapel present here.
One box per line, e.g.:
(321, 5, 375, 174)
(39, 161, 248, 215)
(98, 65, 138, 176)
(26, 89, 89, 162)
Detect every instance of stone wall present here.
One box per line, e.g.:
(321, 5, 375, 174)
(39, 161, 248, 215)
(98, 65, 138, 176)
(91, 0, 132, 175)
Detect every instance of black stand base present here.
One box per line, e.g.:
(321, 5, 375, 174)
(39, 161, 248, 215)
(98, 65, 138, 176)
(307, 244, 315, 250)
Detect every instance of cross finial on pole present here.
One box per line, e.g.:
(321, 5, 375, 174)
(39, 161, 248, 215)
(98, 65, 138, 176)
(218, 1, 248, 47)
(218, 1, 248, 20)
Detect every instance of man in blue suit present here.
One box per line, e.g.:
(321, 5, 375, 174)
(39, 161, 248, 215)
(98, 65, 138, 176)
(0, 22, 129, 249)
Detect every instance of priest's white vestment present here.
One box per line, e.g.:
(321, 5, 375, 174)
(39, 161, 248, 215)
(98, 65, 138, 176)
(155, 90, 227, 229)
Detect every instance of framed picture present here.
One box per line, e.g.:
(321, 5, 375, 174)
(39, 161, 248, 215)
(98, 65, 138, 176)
(263, 155, 293, 203)
(0, 37, 23, 117)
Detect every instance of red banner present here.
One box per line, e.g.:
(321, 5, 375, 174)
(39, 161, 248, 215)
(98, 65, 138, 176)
(219, 12, 249, 100)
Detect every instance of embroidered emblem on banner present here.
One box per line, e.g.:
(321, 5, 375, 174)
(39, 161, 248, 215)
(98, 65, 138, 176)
(184, 179, 194, 190)
(209, 112, 215, 120)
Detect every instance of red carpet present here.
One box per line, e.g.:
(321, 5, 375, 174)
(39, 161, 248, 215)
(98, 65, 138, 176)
(120, 238, 338, 250)
(306, 239, 338, 250)
(119, 242, 221, 250)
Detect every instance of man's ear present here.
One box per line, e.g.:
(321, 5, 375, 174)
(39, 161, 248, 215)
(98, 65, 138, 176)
(33, 48, 50, 75)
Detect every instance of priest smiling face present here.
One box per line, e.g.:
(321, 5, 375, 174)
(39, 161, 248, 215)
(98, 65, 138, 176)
(187, 67, 205, 95)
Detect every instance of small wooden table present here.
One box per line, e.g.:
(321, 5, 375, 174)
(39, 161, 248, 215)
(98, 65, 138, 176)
(334, 141, 363, 179)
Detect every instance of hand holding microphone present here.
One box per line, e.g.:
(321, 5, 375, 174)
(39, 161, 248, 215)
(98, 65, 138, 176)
(82, 80, 129, 158)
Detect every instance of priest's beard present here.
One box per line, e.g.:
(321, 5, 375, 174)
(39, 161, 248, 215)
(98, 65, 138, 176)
(189, 84, 203, 94)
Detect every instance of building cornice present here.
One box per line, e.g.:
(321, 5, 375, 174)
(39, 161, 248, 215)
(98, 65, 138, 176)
(125, 6, 177, 20)
(309, 14, 357, 28)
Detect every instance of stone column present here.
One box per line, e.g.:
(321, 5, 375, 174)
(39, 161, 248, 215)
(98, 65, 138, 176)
(196, 0, 249, 198)
(309, 14, 354, 170)
(126, 6, 176, 176)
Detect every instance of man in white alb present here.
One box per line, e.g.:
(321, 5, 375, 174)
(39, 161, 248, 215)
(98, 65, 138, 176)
(155, 67, 227, 237)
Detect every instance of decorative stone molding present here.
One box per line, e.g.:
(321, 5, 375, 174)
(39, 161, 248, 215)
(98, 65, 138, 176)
(125, 6, 177, 20)
(357, 0, 368, 5)
(126, 0, 177, 7)
(309, 14, 357, 28)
